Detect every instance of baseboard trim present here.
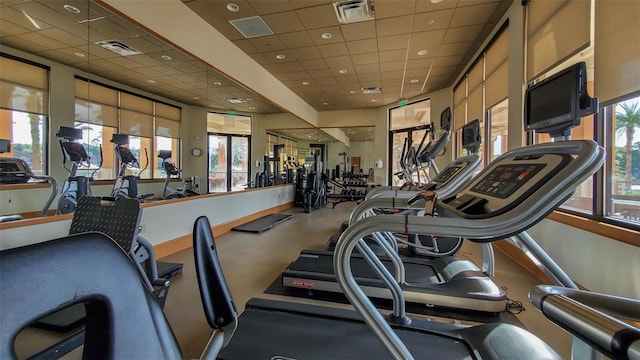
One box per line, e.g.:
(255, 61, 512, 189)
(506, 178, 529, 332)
(154, 202, 294, 259)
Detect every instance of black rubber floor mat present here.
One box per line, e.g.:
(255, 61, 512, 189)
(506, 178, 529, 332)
(264, 275, 524, 327)
(231, 214, 292, 233)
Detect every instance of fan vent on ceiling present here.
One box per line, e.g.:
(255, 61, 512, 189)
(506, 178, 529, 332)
(95, 40, 141, 56)
(333, 0, 374, 24)
(362, 86, 381, 94)
(230, 16, 274, 39)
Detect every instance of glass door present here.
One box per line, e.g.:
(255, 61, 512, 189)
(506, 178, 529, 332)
(231, 136, 249, 191)
(208, 134, 227, 192)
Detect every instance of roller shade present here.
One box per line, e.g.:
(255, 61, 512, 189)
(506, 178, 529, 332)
(467, 62, 484, 122)
(155, 117, 180, 138)
(485, 27, 509, 108)
(0, 56, 48, 115)
(155, 102, 181, 121)
(74, 99, 118, 127)
(120, 109, 153, 137)
(453, 80, 466, 130)
(74, 79, 118, 106)
(527, 0, 591, 81)
(594, 0, 640, 105)
(120, 92, 153, 114)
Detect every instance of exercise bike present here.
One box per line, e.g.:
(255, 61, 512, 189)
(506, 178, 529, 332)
(56, 126, 102, 215)
(110, 134, 153, 201)
(158, 150, 199, 199)
(0, 139, 57, 222)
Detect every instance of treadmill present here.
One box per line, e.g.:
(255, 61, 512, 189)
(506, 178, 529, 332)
(286, 120, 500, 313)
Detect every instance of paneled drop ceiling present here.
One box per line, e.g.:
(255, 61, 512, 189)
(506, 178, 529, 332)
(0, 0, 511, 142)
(183, 0, 512, 110)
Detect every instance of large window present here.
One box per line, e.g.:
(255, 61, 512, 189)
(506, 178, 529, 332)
(74, 78, 181, 180)
(207, 112, 251, 192)
(388, 98, 432, 186)
(0, 55, 49, 175)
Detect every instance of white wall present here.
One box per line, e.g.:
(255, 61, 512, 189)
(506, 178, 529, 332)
(527, 219, 640, 299)
(0, 185, 294, 250)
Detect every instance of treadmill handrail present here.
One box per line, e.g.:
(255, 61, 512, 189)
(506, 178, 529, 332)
(334, 140, 604, 359)
(529, 285, 640, 360)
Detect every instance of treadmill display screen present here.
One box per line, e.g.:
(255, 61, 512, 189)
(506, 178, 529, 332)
(432, 164, 463, 184)
(471, 163, 546, 199)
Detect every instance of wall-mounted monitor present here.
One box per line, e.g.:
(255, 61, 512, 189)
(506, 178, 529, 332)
(462, 119, 481, 153)
(440, 107, 452, 131)
(524, 61, 598, 136)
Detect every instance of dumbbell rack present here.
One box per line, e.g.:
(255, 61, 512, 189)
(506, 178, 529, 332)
(327, 176, 369, 208)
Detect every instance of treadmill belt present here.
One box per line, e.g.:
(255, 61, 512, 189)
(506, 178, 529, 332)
(264, 275, 522, 326)
(231, 213, 292, 233)
(219, 302, 471, 359)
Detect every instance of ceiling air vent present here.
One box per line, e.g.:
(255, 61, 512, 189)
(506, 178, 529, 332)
(95, 40, 141, 56)
(333, 0, 374, 24)
(225, 97, 246, 104)
(362, 86, 381, 94)
(230, 16, 274, 39)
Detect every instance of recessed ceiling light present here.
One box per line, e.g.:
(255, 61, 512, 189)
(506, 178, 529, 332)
(371, 99, 377, 102)
(226, 97, 245, 104)
(276, 54, 285, 60)
(226, 3, 240, 12)
(161, 55, 172, 60)
(430, 0, 443, 3)
(246, 98, 253, 102)
(339, 69, 348, 74)
(147, 79, 156, 84)
(302, 81, 310, 85)
(349, 90, 357, 94)
(249, 106, 255, 110)
(213, 81, 222, 86)
(63, 4, 80, 13)
(322, 102, 329, 105)
(321, 33, 332, 39)
(74, 52, 85, 58)
(410, 79, 420, 83)
(428, 19, 436, 25)
(193, 96, 200, 100)
(417, 50, 428, 56)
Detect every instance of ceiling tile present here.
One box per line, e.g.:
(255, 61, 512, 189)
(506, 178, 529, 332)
(307, 68, 333, 78)
(262, 11, 305, 33)
(438, 41, 474, 56)
(450, 2, 499, 28)
(300, 58, 328, 70)
(335, 74, 357, 83)
(377, 34, 410, 52)
(38, 28, 86, 47)
(324, 55, 352, 68)
(233, 39, 262, 54)
(340, 20, 376, 41)
(375, 15, 412, 37)
(315, 77, 338, 86)
(203, 0, 258, 21)
(249, 0, 294, 15)
(291, 46, 323, 60)
(434, 54, 465, 67)
(407, 30, 446, 57)
(443, 24, 484, 44)
(414, 0, 458, 13)
(284, 70, 311, 80)
(275, 61, 305, 73)
(378, 49, 407, 63)
(379, 61, 405, 72)
(354, 63, 380, 74)
(346, 38, 378, 54)
(308, 26, 344, 45)
(412, 9, 455, 32)
(184, 1, 245, 41)
(278, 31, 315, 48)
(247, 35, 287, 51)
(296, 4, 339, 29)
(350, 52, 379, 65)
(317, 42, 349, 57)
(373, 0, 417, 19)
(405, 58, 434, 70)
(289, 0, 331, 10)
(264, 49, 298, 62)
(357, 72, 381, 82)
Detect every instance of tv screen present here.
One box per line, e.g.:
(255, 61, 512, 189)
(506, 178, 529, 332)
(462, 119, 481, 152)
(524, 62, 596, 134)
(440, 107, 452, 131)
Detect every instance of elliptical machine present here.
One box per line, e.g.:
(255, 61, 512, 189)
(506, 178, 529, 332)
(158, 150, 199, 199)
(0, 139, 57, 222)
(56, 126, 102, 215)
(110, 134, 153, 201)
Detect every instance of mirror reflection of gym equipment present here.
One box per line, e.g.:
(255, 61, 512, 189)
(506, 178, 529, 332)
(0, 139, 57, 222)
(110, 134, 154, 202)
(55, 126, 102, 215)
(158, 150, 200, 199)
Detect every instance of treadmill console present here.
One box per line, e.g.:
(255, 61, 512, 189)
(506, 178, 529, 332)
(62, 142, 89, 162)
(441, 153, 571, 218)
(0, 158, 31, 184)
(424, 160, 469, 190)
